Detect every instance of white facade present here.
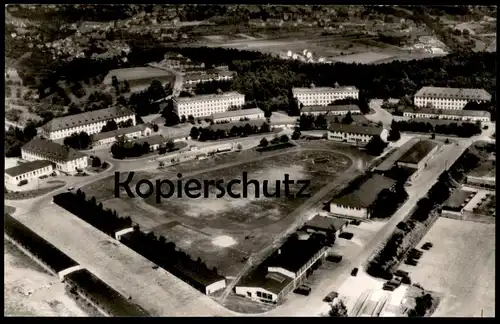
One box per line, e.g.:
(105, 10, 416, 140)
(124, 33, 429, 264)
(4, 163, 54, 186)
(327, 128, 388, 145)
(43, 108, 136, 140)
(212, 108, 265, 123)
(183, 71, 235, 87)
(205, 279, 227, 295)
(414, 87, 492, 110)
(173, 92, 245, 118)
(329, 204, 369, 218)
(293, 86, 359, 106)
(302, 107, 361, 116)
(403, 110, 491, 122)
(21, 150, 88, 174)
(92, 126, 152, 146)
(234, 286, 281, 303)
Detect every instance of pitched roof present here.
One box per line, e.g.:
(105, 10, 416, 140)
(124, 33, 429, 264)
(42, 106, 135, 133)
(301, 105, 360, 113)
(268, 237, 326, 274)
(22, 138, 87, 163)
(331, 174, 396, 208)
(403, 107, 490, 117)
(183, 70, 236, 81)
(209, 120, 266, 132)
(91, 124, 149, 142)
(304, 215, 348, 232)
(293, 86, 358, 94)
(328, 123, 384, 136)
(414, 87, 492, 101)
(130, 134, 166, 146)
(375, 137, 421, 172)
(397, 140, 438, 164)
(174, 91, 244, 103)
(212, 108, 264, 120)
(5, 160, 54, 177)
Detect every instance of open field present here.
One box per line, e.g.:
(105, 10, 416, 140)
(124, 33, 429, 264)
(4, 240, 89, 317)
(398, 217, 495, 317)
(330, 51, 395, 64)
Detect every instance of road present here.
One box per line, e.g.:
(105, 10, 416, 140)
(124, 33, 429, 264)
(147, 63, 184, 96)
(365, 99, 409, 127)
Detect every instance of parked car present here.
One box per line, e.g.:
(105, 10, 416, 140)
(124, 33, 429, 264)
(323, 291, 339, 302)
(350, 220, 361, 226)
(67, 187, 74, 191)
(405, 258, 418, 266)
(422, 242, 433, 250)
(351, 268, 359, 276)
(18, 179, 28, 186)
(483, 125, 489, 130)
(152, 265, 159, 270)
(339, 232, 354, 240)
(383, 283, 397, 291)
(294, 285, 312, 296)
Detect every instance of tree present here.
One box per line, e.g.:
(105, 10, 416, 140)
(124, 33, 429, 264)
(101, 120, 118, 133)
(388, 120, 401, 141)
(365, 135, 387, 156)
(63, 132, 91, 150)
(315, 114, 328, 129)
(341, 111, 353, 124)
(188, 115, 195, 123)
(92, 156, 102, 167)
(260, 137, 269, 147)
(259, 122, 270, 133)
(292, 129, 301, 140)
(123, 80, 130, 93)
(431, 133, 436, 139)
(166, 140, 175, 151)
(329, 300, 348, 317)
(190, 126, 200, 139)
(152, 124, 159, 132)
(181, 115, 187, 123)
(112, 76, 120, 92)
(280, 134, 289, 143)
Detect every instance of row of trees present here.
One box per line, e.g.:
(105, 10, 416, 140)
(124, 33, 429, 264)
(190, 122, 272, 141)
(110, 137, 152, 159)
(369, 181, 408, 219)
(393, 120, 481, 138)
(53, 190, 133, 237)
(259, 134, 290, 147)
(366, 148, 481, 278)
(63, 132, 91, 150)
(5, 124, 38, 157)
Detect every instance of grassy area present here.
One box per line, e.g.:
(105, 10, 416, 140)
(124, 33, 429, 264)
(5, 183, 65, 201)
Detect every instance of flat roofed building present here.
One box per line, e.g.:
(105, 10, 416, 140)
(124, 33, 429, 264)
(396, 140, 439, 170)
(173, 91, 245, 119)
(303, 215, 349, 237)
(5, 160, 54, 185)
(235, 235, 328, 304)
(403, 107, 491, 122)
(329, 174, 396, 219)
(129, 134, 167, 151)
(293, 86, 359, 106)
(91, 124, 153, 146)
(21, 138, 88, 174)
(414, 87, 492, 110)
(182, 70, 236, 87)
(327, 123, 388, 145)
(211, 108, 265, 123)
(41, 106, 136, 140)
(301, 104, 361, 116)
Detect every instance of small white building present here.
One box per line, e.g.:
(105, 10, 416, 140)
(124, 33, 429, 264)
(396, 140, 439, 171)
(129, 134, 168, 151)
(4, 160, 54, 186)
(182, 70, 236, 87)
(211, 108, 265, 123)
(414, 87, 492, 110)
(329, 174, 397, 219)
(403, 107, 491, 123)
(21, 138, 88, 174)
(301, 104, 361, 116)
(327, 124, 388, 145)
(41, 106, 136, 140)
(91, 124, 152, 146)
(173, 91, 245, 119)
(293, 86, 359, 106)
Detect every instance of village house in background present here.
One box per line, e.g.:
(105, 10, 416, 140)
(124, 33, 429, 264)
(21, 138, 88, 174)
(413, 87, 492, 109)
(41, 106, 136, 140)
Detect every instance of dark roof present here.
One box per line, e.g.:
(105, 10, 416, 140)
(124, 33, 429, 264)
(415, 87, 491, 101)
(65, 269, 148, 317)
(328, 123, 384, 136)
(397, 140, 438, 164)
(4, 213, 79, 273)
(268, 237, 326, 274)
(403, 107, 490, 118)
(304, 215, 348, 232)
(130, 134, 166, 146)
(408, 118, 466, 126)
(443, 190, 476, 210)
(375, 137, 421, 172)
(331, 174, 396, 208)
(301, 105, 360, 114)
(209, 120, 267, 132)
(212, 108, 264, 120)
(22, 138, 87, 163)
(42, 106, 135, 132)
(5, 160, 54, 177)
(237, 269, 293, 295)
(91, 124, 149, 142)
(171, 263, 226, 288)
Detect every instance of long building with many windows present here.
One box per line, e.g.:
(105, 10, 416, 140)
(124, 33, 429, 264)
(182, 70, 236, 88)
(301, 104, 361, 116)
(173, 91, 245, 119)
(403, 107, 491, 122)
(41, 106, 136, 140)
(292, 86, 359, 106)
(21, 138, 88, 174)
(327, 123, 388, 145)
(414, 87, 492, 110)
(4, 160, 54, 186)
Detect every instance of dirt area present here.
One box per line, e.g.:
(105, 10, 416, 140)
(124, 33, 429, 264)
(4, 240, 89, 317)
(398, 217, 495, 317)
(5, 182, 66, 201)
(330, 51, 395, 64)
(467, 141, 496, 178)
